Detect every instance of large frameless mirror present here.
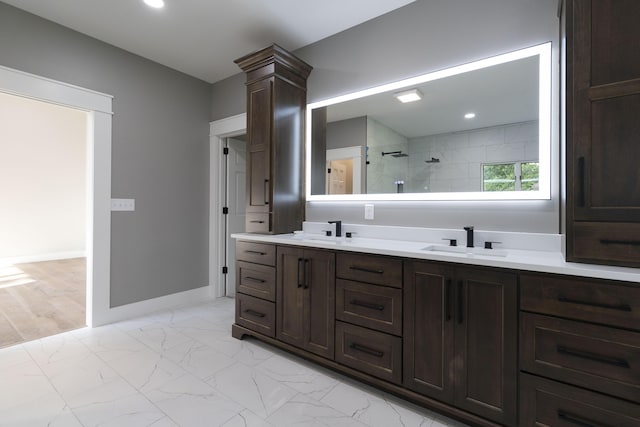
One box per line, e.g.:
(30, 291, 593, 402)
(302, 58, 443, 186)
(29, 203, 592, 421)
(306, 42, 552, 201)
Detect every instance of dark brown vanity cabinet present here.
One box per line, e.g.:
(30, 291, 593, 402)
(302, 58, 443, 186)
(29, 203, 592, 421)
(566, 0, 640, 267)
(335, 253, 403, 385)
(519, 272, 640, 426)
(276, 246, 335, 359)
(235, 45, 312, 234)
(235, 241, 277, 337)
(403, 260, 518, 426)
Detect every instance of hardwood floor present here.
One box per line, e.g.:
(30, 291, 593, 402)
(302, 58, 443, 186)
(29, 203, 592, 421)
(0, 258, 85, 348)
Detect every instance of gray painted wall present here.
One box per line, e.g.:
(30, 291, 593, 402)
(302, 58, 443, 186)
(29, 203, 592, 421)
(0, 2, 212, 307)
(211, 0, 561, 234)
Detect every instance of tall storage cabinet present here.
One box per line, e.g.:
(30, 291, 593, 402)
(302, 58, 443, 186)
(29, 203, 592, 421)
(566, 0, 640, 267)
(235, 45, 312, 234)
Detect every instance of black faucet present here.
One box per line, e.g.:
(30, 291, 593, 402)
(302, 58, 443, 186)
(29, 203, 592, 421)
(328, 220, 342, 237)
(464, 226, 474, 248)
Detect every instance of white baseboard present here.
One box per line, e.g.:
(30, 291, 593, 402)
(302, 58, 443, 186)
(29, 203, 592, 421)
(92, 285, 215, 327)
(0, 251, 86, 266)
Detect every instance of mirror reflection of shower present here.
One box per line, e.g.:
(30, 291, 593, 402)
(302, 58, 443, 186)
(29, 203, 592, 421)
(382, 150, 408, 158)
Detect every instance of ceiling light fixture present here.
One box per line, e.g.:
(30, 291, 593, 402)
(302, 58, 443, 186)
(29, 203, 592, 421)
(394, 89, 422, 103)
(464, 112, 476, 119)
(144, 0, 165, 9)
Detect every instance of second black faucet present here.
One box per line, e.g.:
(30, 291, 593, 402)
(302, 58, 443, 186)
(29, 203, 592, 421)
(329, 220, 342, 237)
(464, 226, 474, 248)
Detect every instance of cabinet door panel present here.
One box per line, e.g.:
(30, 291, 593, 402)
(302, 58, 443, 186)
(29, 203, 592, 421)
(403, 261, 454, 402)
(246, 78, 272, 213)
(276, 246, 304, 348)
(454, 267, 517, 426)
(305, 249, 335, 359)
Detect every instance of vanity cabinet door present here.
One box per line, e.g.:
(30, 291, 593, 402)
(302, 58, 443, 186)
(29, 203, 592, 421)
(404, 260, 518, 426)
(276, 246, 335, 359)
(566, 0, 640, 267)
(404, 261, 455, 403)
(454, 267, 518, 427)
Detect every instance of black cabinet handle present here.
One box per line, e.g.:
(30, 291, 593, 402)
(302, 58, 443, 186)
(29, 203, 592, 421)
(350, 300, 384, 311)
(297, 258, 304, 288)
(445, 279, 452, 321)
(303, 259, 310, 289)
(245, 250, 266, 255)
(577, 156, 585, 207)
(350, 343, 384, 358)
(558, 410, 601, 427)
(558, 295, 631, 312)
(349, 266, 384, 275)
(600, 239, 640, 246)
(244, 309, 265, 318)
(457, 281, 464, 324)
(249, 220, 265, 224)
(557, 345, 630, 368)
(264, 179, 269, 205)
(244, 276, 266, 283)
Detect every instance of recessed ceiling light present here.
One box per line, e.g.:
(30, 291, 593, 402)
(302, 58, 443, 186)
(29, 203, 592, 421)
(394, 89, 422, 103)
(144, 0, 165, 8)
(464, 112, 476, 119)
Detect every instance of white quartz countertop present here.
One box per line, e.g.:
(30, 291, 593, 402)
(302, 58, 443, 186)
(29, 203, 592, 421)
(231, 229, 640, 284)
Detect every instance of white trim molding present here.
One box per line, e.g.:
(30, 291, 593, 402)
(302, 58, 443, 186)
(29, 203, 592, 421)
(209, 114, 246, 298)
(0, 65, 113, 327)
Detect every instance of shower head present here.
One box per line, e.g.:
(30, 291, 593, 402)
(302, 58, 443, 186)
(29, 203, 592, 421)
(424, 157, 440, 163)
(382, 151, 409, 158)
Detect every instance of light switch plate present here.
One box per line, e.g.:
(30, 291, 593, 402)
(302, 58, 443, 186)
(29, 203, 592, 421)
(111, 198, 135, 211)
(364, 203, 374, 220)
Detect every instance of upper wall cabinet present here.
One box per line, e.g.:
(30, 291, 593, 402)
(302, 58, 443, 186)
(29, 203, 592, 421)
(566, 0, 640, 267)
(235, 45, 312, 234)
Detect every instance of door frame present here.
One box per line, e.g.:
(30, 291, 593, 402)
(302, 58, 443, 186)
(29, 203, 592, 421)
(0, 65, 112, 327)
(209, 113, 246, 297)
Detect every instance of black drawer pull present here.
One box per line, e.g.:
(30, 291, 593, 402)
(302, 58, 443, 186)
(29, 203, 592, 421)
(349, 265, 384, 275)
(245, 250, 267, 255)
(457, 280, 464, 324)
(350, 300, 384, 311)
(558, 410, 601, 427)
(350, 343, 384, 358)
(244, 309, 265, 318)
(557, 345, 630, 368)
(244, 276, 266, 283)
(600, 239, 640, 246)
(445, 279, 452, 321)
(297, 258, 304, 288)
(558, 295, 631, 312)
(264, 179, 269, 205)
(577, 156, 585, 207)
(249, 220, 265, 224)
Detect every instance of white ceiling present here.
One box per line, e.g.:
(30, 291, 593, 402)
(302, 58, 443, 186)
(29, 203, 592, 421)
(3, 0, 415, 83)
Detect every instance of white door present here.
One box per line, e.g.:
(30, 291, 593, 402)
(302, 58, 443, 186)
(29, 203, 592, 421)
(225, 137, 246, 296)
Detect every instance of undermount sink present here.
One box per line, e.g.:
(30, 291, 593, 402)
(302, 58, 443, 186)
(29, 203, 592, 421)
(422, 244, 508, 257)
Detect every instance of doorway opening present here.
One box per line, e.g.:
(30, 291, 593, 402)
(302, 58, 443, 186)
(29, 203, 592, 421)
(0, 92, 88, 347)
(1, 64, 113, 329)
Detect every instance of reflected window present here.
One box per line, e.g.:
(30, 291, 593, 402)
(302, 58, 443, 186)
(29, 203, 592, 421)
(483, 162, 539, 192)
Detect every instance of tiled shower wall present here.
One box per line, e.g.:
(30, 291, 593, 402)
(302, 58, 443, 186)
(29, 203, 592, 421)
(406, 121, 539, 193)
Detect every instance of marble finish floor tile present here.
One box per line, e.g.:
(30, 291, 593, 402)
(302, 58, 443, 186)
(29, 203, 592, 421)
(0, 297, 470, 427)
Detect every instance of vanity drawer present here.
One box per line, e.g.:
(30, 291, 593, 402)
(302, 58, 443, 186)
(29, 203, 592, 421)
(236, 241, 276, 266)
(336, 279, 402, 336)
(335, 321, 402, 385)
(572, 222, 640, 268)
(237, 261, 276, 302)
(520, 373, 640, 427)
(520, 272, 640, 331)
(235, 293, 275, 337)
(336, 253, 402, 288)
(246, 213, 271, 233)
(521, 312, 640, 403)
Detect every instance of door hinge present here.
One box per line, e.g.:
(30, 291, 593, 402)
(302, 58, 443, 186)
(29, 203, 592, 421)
(222, 207, 229, 215)
(223, 147, 229, 155)
(222, 266, 228, 274)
